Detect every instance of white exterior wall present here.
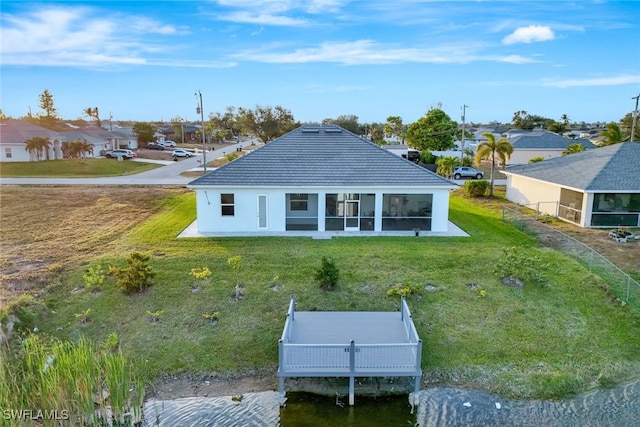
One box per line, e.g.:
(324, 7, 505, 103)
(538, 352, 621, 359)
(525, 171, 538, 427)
(509, 149, 563, 165)
(1, 144, 31, 162)
(194, 187, 452, 233)
(505, 175, 561, 216)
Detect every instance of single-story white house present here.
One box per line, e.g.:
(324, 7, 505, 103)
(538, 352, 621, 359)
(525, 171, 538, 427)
(0, 120, 140, 162)
(0, 120, 64, 162)
(187, 125, 457, 234)
(502, 143, 640, 228)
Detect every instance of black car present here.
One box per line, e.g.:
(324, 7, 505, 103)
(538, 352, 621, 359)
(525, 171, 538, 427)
(147, 143, 165, 150)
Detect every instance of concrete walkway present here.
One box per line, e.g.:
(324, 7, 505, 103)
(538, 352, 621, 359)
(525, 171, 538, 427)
(178, 219, 469, 239)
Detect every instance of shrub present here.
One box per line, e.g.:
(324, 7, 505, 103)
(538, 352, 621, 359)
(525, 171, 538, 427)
(419, 150, 438, 164)
(315, 256, 340, 290)
(109, 252, 156, 295)
(494, 246, 549, 287)
(225, 152, 239, 162)
(386, 280, 422, 298)
(464, 180, 490, 197)
(83, 264, 106, 292)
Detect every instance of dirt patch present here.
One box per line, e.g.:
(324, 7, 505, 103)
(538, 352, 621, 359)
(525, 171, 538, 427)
(148, 371, 278, 400)
(0, 186, 190, 305)
(147, 371, 415, 401)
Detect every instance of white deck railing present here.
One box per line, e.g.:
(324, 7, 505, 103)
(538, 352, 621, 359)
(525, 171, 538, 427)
(279, 295, 422, 377)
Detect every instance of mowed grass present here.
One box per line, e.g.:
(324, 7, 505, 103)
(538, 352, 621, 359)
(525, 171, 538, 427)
(0, 158, 160, 177)
(30, 192, 640, 400)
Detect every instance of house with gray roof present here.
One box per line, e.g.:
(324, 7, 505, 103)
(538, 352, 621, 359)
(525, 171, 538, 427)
(187, 125, 457, 235)
(502, 143, 640, 228)
(0, 119, 64, 162)
(507, 130, 595, 165)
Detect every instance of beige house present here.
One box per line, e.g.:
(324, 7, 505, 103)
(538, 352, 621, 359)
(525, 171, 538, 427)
(502, 143, 640, 228)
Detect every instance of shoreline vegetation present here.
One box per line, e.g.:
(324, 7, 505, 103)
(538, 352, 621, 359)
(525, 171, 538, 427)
(1, 185, 639, 418)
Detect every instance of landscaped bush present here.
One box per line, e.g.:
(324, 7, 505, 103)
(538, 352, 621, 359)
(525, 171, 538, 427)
(494, 246, 549, 287)
(109, 252, 156, 295)
(315, 256, 340, 290)
(386, 280, 422, 298)
(464, 180, 490, 197)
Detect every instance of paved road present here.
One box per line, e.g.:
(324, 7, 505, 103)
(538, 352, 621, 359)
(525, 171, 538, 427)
(0, 140, 257, 186)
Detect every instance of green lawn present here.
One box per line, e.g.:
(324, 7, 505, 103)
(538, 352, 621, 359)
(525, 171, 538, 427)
(21, 193, 640, 399)
(0, 159, 160, 177)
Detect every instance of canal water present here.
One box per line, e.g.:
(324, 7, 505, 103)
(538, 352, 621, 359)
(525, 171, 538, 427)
(144, 379, 639, 426)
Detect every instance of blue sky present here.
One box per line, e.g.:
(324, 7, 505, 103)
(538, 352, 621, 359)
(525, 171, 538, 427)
(1, 1, 639, 126)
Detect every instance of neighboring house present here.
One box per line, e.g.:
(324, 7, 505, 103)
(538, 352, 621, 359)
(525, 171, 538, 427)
(188, 125, 457, 234)
(61, 127, 137, 156)
(507, 130, 595, 165)
(0, 120, 64, 162)
(502, 143, 640, 228)
(0, 120, 143, 162)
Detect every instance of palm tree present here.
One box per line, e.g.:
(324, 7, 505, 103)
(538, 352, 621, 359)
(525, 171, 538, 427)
(24, 136, 52, 161)
(562, 143, 584, 156)
(436, 155, 460, 179)
(474, 132, 513, 196)
(599, 123, 623, 146)
(560, 114, 570, 126)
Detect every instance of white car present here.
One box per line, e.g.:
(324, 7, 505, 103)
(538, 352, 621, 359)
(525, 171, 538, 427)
(453, 166, 484, 180)
(172, 149, 193, 158)
(159, 140, 176, 148)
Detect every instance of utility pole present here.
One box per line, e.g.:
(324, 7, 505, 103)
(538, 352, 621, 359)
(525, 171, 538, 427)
(460, 104, 468, 164)
(631, 93, 639, 143)
(195, 91, 207, 173)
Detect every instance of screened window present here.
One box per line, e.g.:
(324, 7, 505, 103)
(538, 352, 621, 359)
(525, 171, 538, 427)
(221, 193, 235, 216)
(5, 148, 12, 158)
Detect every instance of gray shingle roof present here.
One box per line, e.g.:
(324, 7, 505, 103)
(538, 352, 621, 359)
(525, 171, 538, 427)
(0, 119, 62, 144)
(503, 143, 640, 191)
(189, 125, 455, 187)
(510, 131, 595, 150)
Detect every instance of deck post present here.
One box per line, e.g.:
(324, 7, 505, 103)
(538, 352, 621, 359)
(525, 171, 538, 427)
(349, 340, 355, 406)
(278, 339, 285, 399)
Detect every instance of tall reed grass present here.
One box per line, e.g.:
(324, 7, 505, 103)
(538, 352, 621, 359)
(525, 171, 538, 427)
(0, 335, 144, 426)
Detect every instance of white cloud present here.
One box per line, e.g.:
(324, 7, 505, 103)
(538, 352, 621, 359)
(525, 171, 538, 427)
(502, 25, 555, 44)
(217, 11, 309, 26)
(543, 75, 640, 88)
(0, 5, 185, 67)
(232, 39, 535, 65)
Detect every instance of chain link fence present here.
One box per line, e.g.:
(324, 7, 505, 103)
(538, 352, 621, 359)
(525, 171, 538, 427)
(502, 206, 639, 307)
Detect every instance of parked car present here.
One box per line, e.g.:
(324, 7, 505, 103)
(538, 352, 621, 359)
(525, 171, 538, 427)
(453, 166, 484, 180)
(147, 143, 165, 150)
(159, 140, 177, 148)
(105, 149, 136, 159)
(172, 149, 193, 158)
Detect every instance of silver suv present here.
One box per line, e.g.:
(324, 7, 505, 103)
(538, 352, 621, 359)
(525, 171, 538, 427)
(106, 149, 135, 159)
(453, 166, 484, 179)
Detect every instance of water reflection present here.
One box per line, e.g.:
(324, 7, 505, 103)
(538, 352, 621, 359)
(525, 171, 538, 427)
(144, 380, 639, 426)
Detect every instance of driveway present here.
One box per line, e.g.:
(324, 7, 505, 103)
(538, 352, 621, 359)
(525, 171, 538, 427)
(0, 140, 257, 186)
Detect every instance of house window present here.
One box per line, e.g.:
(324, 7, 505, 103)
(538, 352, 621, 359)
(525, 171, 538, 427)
(221, 194, 235, 216)
(5, 148, 11, 158)
(289, 193, 308, 211)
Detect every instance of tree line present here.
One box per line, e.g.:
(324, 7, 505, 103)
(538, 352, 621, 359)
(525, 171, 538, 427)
(2, 89, 638, 148)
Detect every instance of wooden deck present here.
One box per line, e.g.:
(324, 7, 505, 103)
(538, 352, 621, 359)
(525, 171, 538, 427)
(278, 295, 422, 405)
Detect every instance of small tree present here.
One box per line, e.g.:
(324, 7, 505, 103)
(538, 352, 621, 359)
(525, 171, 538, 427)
(83, 264, 105, 292)
(436, 155, 460, 179)
(109, 252, 155, 295)
(315, 256, 340, 291)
